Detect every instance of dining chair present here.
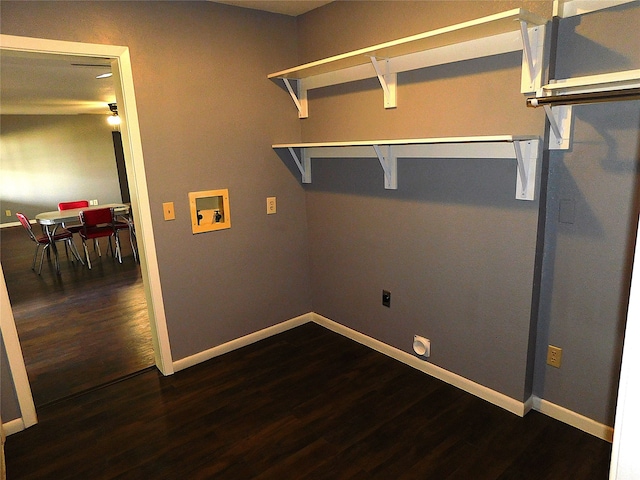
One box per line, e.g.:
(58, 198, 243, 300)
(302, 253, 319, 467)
(58, 200, 89, 233)
(16, 212, 83, 274)
(114, 212, 138, 262)
(79, 207, 122, 269)
(58, 200, 89, 256)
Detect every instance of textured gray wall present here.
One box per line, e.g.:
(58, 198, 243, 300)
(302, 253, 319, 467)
(297, 0, 551, 403)
(1, 335, 21, 423)
(2, 0, 637, 430)
(534, 4, 640, 425)
(0, 0, 310, 421)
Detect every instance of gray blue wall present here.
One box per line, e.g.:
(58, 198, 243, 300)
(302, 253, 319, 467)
(1, 1, 638, 430)
(534, 4, 640, 424)
(298, 0, 550, 404)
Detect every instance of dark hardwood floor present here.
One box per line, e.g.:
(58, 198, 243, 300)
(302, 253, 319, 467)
(5, 323, 612, 479)
(0, 224, 154, 406)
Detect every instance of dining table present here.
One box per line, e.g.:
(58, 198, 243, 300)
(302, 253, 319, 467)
(35, 203, 131, 274)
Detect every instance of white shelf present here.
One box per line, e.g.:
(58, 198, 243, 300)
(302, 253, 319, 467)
(532, 69, 640, 150)
(273, 136, 541, 200)
(542, 69, 640, 96)
(268, 8, 547, 118)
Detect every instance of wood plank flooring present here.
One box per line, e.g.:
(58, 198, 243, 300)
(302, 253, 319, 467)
(1, 224, 154, 406)
(5, 323, 612, 479)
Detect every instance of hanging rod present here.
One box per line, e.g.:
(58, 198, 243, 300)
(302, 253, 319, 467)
(527, 87, 640, 107)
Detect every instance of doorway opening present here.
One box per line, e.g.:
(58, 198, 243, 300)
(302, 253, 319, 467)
(0, 34, 173, 433)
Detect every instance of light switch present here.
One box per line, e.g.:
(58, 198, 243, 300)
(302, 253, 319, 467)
(267, 197, 277, 215)
(163, 202, 175, 221)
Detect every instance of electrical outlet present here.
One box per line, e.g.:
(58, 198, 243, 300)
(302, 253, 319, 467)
(5, 210, 11, 217)
(547, 345, 562, 368)
(267, 197, 276, 214)
(89, 199, 99, 206)
(382, 290, 391, 308)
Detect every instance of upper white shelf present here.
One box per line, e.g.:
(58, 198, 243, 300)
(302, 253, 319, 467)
(269, 9, 546, 80)
(541, 69, 640, 96)
(273, 135, 541, 201)
(528, 69, 640, 150)
(273, 135, 537, 149)
(268, 8, 548, 117)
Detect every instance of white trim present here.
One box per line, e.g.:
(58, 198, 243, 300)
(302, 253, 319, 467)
(172, 313, 313, 372)
(0, 264, 37, 430)
(610, 211, 640, 478)
(311, 313, 532, 417)
(0, 34, 174, 429)
(0, 222, 22, 229)
(110, 50, 174, 375)
(2, 418, 26, 437)
(555, 0, 637, 18)
(532, 396, 614, 442)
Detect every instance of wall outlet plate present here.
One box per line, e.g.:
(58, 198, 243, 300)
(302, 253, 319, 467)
(267, 196, 277, 214)
(547, 345, 563, 368)
(382, 290, 391, 307)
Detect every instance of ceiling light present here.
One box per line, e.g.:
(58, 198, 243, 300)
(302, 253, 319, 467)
(107, 102, 120, 127)
(96, 72, 112, 79)
(107, 114, 121, 126)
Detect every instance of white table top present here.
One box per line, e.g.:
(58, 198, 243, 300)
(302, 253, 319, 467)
(35, 203, 130, 226)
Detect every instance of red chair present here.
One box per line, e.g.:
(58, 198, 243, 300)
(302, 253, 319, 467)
(79, 207, 122, 269)
(58, 200, 88, 256)
(16, 212, 83, 274)
(58, 200, 89, 234)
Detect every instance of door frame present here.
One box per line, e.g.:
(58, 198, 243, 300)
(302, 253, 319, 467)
(0, 34, 174, 433)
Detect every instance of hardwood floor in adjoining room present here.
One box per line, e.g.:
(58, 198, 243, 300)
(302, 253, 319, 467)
(0, 224, 154, 406)
(5, 322, 612, 479)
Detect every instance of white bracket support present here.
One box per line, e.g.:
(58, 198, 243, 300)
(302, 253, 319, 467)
(543, 104, 573, 150)
(282, 78, 308, 118)
(519, 21, 545, 93)
(369, 56, 397, 109)
(372, 144, 398, 189)
(287, 147, 311, 183)
(513, 139, 539, 201)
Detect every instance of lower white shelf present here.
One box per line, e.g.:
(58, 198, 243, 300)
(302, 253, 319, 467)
(273, 136, 541, 201)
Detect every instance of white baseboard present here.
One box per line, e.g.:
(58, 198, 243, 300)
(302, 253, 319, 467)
(3, 418, 25, 436)
(532, 396, 614, 442)
(311, 313, 532, 417)
(0, 221, 21, 229)
(157, 311, 613, 442)
(172, 312, 313, 372)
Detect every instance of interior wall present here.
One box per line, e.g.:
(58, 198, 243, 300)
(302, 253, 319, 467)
(2, 0, 637, 433)
(0, 336, 21, 423)
(0, 115, 122, 224)
(0, 1, 309, 381)
(296, 0, 551, 403)
(296, 0, 639, 425)
(533, 3, 640, 426)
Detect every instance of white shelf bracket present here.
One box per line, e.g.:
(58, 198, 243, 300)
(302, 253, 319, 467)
(372, 144, 398, 189)
(543, 104, 573, 150)
(519, 21, 545, 93)
(513, 139, 539, 201)
(282, 78, 308, 118)
(369, 56, 397, 109)
(287, 147, 311, 183)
